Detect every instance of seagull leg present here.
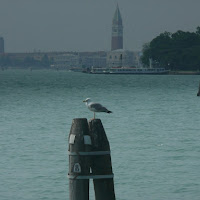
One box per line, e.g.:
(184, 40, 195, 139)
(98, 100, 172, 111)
(94, 112, 95, 119)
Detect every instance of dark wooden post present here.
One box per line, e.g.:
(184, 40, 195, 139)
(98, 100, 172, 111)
(68, 118, 92, 200)
(89, 119, 116, 200)
(197, 81, 200, 96)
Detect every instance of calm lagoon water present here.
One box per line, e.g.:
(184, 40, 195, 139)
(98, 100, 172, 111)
(1, 69, 200, 200)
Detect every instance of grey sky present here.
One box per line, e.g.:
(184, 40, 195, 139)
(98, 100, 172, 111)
(1, 0, 200, 52)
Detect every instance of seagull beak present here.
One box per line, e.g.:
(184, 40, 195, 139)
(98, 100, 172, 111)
(83, 100, 86, 102)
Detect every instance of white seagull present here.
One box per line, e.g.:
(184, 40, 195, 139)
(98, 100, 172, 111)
(83, 98, 112, 119)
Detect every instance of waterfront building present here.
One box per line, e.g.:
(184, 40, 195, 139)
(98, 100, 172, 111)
(0, 37, 4, 53)
(111, 4, 123, 51)
(107, 49, 140, 68)
(79, 51, 107, 68)
(8, 52, 52, 62)
(106, 5, 142, 68)
(51, 51, 107, 69)
(51, 52, 80, 69)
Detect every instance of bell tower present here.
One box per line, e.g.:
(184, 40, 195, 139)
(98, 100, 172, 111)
(111, 4, 123, 51)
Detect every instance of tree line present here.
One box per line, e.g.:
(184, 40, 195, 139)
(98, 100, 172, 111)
(141, 27, 200, 70)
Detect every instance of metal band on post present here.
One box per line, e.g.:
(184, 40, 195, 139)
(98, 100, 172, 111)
(68, 151, 110, 156)
(68, 174, 114, 180)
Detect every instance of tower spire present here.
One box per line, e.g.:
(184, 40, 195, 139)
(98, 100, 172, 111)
(112, 4, 122, 25)
(111, 4, 123, 51)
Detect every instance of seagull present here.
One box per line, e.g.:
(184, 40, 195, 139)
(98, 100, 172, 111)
(83, 98, 112, 119)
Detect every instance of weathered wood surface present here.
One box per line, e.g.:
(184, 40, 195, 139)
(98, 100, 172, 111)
(68, 118, 116, 200)
(89, 119, 116, 200)
(197, 82, 200, 96)
(68, 118, 92, 200)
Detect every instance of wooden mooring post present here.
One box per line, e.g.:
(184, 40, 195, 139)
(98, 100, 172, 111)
(68, 118, 116, 200)
(197, 81, 200, 96)
(68, 118, 92, 200)
(89, 119, 116, 200)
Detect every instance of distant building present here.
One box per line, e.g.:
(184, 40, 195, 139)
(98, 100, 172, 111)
(111, 4, 123, 51)
(0, 37, 4, 53)
(8, 52, 51, 61)
(107, 5, 142, 68)
(79, 51, 107, 68)
(50, 51, 107, 69)
(51, 52, 80, 69)
(107, 49, 140, 68)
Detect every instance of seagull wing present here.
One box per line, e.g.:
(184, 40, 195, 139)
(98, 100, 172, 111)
(89, 103, 108, 112)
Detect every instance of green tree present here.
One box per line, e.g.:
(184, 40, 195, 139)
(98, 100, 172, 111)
(141, 27, 200, 70)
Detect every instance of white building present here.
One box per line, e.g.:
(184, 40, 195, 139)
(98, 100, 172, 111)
(106, 49, 141, 68)
(51, 53, 80, 69)
(79, 52, 107, 68)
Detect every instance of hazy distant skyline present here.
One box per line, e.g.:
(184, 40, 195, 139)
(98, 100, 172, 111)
(1, 0, 200, 53)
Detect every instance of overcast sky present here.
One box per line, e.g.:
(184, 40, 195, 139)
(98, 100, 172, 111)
(1, 0, 200, 53)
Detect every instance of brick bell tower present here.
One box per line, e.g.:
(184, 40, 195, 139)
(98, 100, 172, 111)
(111, 4, 123, 51)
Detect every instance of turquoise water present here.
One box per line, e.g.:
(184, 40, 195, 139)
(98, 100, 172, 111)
(1, 69, 200, 200)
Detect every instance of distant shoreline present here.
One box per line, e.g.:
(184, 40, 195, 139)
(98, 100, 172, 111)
(1, 68, 200, 75)
(169, 71, 200, 75)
